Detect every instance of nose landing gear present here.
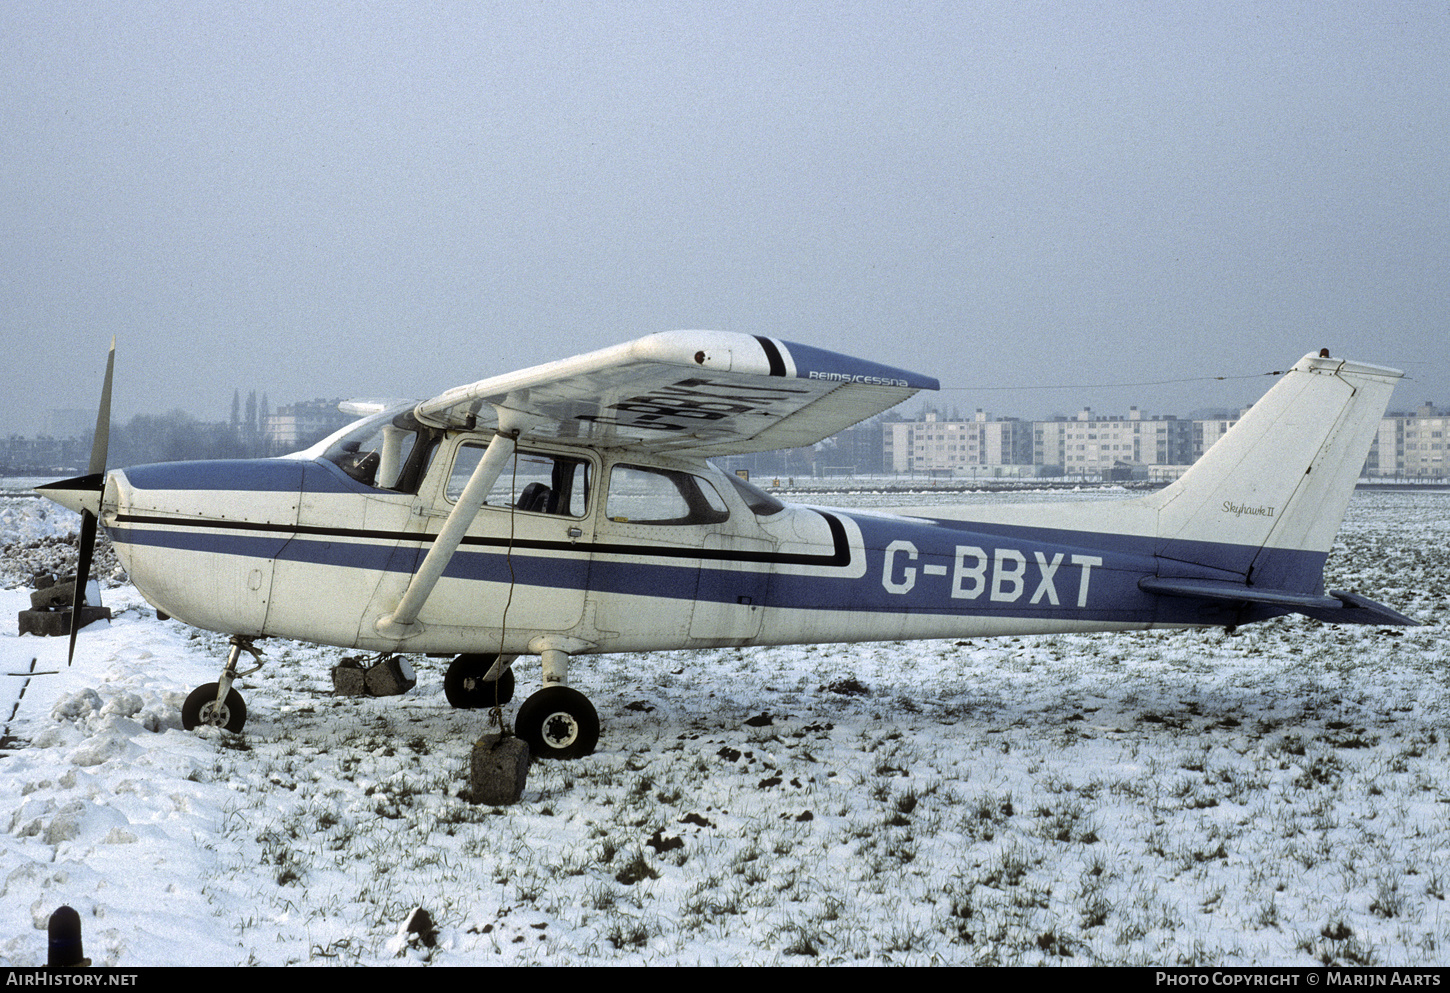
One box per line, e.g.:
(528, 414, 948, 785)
(181, 682, 247, 733)
(181, 637, 263, 732)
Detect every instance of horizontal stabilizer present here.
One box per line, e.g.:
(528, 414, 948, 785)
(1140, 577, 1419, 627)
(1326, 590, 1422, 627)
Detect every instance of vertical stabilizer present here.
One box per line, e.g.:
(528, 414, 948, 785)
(1143, 353, 1401, 591)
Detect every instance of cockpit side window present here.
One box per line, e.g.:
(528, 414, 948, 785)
(447, 445, 591, 518)
(605, 464, 729, 525)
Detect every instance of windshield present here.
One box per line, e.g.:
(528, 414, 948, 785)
(321, 407, 439, 492)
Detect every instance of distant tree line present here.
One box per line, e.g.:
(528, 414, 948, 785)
(1, 388, 336, 474)
(3, 392, 890, 476)
(2, 410, 273, 473)
(230, 389, 270, 444)
(110, 409, 275, 466)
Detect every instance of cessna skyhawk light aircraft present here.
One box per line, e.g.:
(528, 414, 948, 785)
(40, 332, 1416, 759)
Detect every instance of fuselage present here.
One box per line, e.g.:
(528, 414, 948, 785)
(95, 413, 1300, 658)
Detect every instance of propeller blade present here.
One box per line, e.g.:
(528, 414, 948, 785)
(88, 338, 114, 477)
(67, 510, 98, 666)
(65, 338, 115, 666)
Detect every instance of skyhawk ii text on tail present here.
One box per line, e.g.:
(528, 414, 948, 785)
(39, 333, 1416, 758)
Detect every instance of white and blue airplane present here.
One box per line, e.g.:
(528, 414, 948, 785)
(40, 332, 1416, 758)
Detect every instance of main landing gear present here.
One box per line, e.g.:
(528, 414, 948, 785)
(444, 653, 517, 708)
(178, 637, 602, 758)
(515, 685, 598, 760)
(443, 647, 599, 760)
(182, 636, 263, 733)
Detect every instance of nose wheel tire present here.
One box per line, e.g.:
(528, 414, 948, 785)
(182, 682, 247, 732)
(444, 654, 515, 708)
(514, 686, 598, 760)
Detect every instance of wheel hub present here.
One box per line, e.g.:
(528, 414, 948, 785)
(541, 712, 579, 748)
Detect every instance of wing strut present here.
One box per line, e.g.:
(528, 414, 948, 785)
(374, 424, 522, 640)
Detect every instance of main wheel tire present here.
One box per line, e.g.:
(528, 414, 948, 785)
(182, 682, 247, 732)
(444, 654, 515, 708)
(515, 686, 599, 760)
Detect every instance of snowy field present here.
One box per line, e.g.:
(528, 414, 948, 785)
(1, 481, 1448, 966)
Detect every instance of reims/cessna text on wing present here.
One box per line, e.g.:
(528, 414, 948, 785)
(39, 332, 1417, 758)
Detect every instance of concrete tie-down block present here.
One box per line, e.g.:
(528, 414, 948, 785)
(331, 656, 417, 697)
(19, 577, 110, 637)
(470, 734, 530, 805)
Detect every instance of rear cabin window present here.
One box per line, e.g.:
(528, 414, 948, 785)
(447, 445, 591, 517)
(605, 465, 729, 525)
(720, 470, 786, 516)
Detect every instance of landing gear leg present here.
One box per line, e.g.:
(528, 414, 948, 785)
(514, 649, 599, 760)
(182, 636, 263, 732)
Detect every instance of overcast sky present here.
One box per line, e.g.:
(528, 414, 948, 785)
(4, 0, 1447, 437)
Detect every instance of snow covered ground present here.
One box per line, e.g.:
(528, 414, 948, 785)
(1, 482, 1447, 966)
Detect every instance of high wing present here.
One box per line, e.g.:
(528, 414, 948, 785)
(412, 331, 938, 455)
